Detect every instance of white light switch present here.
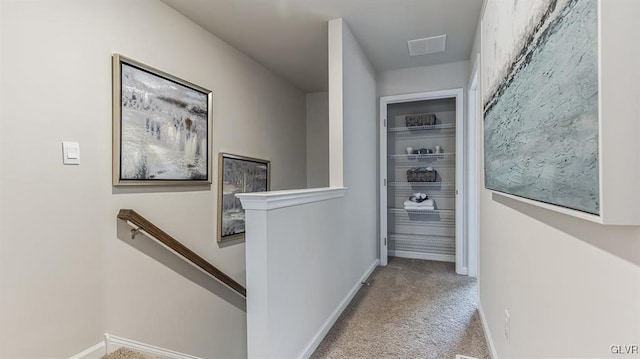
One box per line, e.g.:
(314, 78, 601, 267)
(62, 141, 80, 165)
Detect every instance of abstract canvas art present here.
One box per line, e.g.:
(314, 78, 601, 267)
(217, 153, 270, 242)
(482, 0, 599, 214)
(112, 54, 212, 185)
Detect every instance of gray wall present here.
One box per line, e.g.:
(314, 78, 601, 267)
(0, 0, 306, 357)
(475, 0, 640, 357)
(306, 92, 329, 188)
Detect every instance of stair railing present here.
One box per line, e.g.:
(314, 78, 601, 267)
(117, 209, 246, 297)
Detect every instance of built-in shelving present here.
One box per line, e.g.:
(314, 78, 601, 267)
(382, 92, 461, 265)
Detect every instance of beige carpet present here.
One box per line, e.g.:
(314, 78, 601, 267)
(101, 348, 159, 359)
(311, 257, 490, 359)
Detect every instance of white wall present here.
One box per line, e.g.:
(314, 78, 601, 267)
(476, 1, 640, 357)
(328, 19, 344, 188)
(339, 18, 379, 272)
(377, 61, 470, 98)
(236, 18, 378, 359)
(306, 92, 329, 188)
(239, 189, 367, 359)
(0, 1, 306, 357)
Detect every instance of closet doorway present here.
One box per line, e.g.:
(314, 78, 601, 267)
(379, 89, 466, 274)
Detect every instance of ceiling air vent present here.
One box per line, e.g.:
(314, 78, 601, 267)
(408, 35, 447, 56)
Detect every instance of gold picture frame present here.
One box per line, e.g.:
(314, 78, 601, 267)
(112, 54, 213, 185)
(217, 153, 271, 242)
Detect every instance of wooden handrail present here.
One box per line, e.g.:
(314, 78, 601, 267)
(117, 209, 247, 297)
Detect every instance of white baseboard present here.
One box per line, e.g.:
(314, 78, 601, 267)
(69, 334, 202, 359)
(477, 301, 498, 359)
(69, 342, 105, 359)
(389, 250, 455, 263)
(297, 259, 380, 359)
(105, 334, 202, 359)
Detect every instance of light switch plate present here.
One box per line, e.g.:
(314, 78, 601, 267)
(62, 141, 80, 165)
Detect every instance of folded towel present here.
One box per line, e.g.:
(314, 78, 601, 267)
(405, 202, 434, 207)
(404, 200, 433, 207)
(405, 206, 435, 211)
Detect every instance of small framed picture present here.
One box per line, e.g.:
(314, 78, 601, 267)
(218, 153, 270, 242)
(112, 54, 213, 185)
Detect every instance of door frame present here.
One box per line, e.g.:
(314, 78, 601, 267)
(467, 55, 480, 278)
(379, 88, 465, 274)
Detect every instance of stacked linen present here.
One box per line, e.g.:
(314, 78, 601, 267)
(403, 192, 435, 211)
(403, 199, 434, 211)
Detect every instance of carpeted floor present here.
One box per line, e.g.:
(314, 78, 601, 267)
(311, 257, 490, 359)
(101, 348, 159, 359)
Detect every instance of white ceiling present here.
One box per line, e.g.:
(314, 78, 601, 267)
(161, 0, 483, 92)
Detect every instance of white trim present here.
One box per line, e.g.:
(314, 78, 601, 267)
(478, 302, 498, 359)
(379, 96, 388, 266)
(105, 334, 202, 359)
(491, 191, 602, 223)
(380, 89, 463, 104)
(597, 0, 603, 223)
(454, 89, 465, 275)
(389, 250, 455, 263)
(236, 187, 347, 211)
(297, 259, 379, 359)
(69, 342, 105, 359)
(467, 54, 480, 278)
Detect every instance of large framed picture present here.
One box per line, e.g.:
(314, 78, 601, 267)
(217, 153, 270, 242)
(112, 54, 213, 185)
(482, 0, 599, 215)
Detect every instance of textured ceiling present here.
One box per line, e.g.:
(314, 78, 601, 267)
(161, 0, 483, 92)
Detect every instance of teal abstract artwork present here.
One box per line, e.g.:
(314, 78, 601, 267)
(482, 0, 599, 215)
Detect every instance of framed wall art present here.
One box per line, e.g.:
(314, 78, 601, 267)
(112, 54, 213, 185)
(482, 0, 599, 215)
(217, 153, 270, 242)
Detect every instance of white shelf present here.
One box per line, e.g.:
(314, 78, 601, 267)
(387, 123, 456, 133)
(394, 163, 455, 169)
(388, 208, 455, 215)
(389, 181, 455, 187)
(390, 132, 456, 140)
(392, 190, 455, 198)
(389, 233, 455, 241)
(392, 219, 455, 227)
(389, 152, 455, 160)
